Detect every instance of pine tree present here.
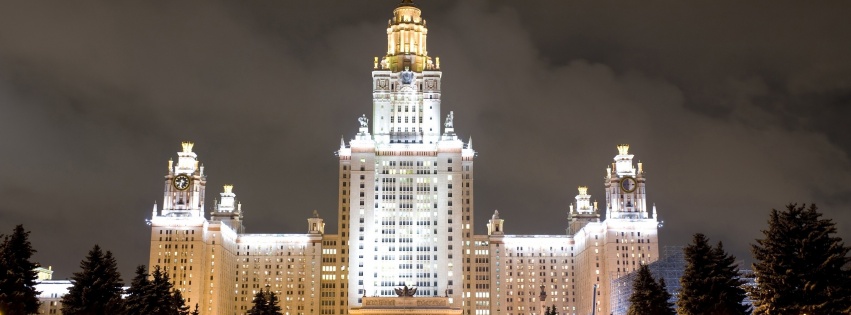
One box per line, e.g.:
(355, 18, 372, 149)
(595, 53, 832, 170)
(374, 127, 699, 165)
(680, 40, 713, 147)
(266, 290, 283, 315)
(247, 290, 269, 315)
(627, 264, 675, 315)
(148, 265, 189, 315)
(248, 287, 283, 315)
(709, 242, 750, 315)
(61, 245, 125, 315)
(750, 204, 851, 314)
(125, 265, 151, 315)
(678, 234, 749, 315)
(0, 225, 41, 315)
(149, 265, 175, 315)
(544, 304, 557, 315)
(190, 303, 200, 315)
(654, 278, 676, 314)
(172, 287, 190, 315)
(678, 233, 714, 314)
(124, 265, 190, 315)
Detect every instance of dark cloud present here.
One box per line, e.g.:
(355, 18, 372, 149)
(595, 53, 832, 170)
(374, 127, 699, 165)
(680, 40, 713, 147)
(0, 0, 849, 280)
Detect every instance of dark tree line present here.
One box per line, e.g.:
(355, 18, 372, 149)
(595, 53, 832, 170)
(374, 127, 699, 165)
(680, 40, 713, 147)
(0, 225, 280, 315)
(60, 246, 192, 315)
(0, 225, 41, 315)
(628, 203, 850, 314)
(0, 224, 198, 315)
(122, 265, 191, 315)
(5, 203, 851, 315)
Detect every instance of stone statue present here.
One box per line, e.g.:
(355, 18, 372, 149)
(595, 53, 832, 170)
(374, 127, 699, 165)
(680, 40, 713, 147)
(394, 285, 417, 297)
(359, 114, 368, 128)
(444, 111, 454, 129)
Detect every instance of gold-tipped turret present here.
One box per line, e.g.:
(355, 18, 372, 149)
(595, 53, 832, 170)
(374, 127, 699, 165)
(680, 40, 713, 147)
(379, 0, 437, 72)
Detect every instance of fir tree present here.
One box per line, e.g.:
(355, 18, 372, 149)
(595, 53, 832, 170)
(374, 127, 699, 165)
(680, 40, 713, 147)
(247, 290, 269, 315)
(149, 265, 187, 315)
(678, 233, 714, 314)
(172, 287, 190, 315)
(0, 225, 41, 315)
(678, 234, 749, 315)
(61, 245, 125, 315)
(654, 278, 676, 314)
(627, 264, 675, 315)
(750, 204, 851, 314)
(125, 265, 151, 315)
(708, 242, 750, 315)
(544, 304, 557, 315)
(248, 287, 283, 315)
(190, 303, 200, 315)
(266, 290, 283, 315)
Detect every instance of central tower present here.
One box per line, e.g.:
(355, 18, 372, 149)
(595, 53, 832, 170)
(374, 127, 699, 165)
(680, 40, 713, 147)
(338, 0, 474, 309)
(371, 0, 442, 145)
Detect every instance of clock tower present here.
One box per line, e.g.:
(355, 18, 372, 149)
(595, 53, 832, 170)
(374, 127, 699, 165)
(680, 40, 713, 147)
(158, 141, 207, 218)
(604, 144, 650, 220)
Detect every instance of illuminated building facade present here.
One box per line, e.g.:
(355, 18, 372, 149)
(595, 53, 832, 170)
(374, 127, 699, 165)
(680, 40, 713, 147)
(144, 2, 661, 315)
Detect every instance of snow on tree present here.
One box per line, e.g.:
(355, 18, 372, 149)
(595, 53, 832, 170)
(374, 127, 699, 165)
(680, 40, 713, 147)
(750, 203, 851, 314)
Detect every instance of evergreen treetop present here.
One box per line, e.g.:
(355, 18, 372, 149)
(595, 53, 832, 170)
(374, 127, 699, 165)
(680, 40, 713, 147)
(248, 287, 283, 315)
(750, 204, 851, 314)
(627, 264, 675, 315)
(125, 265, 151, 315)
(0, 224, 41, 315)
(678, 233, 749, 315)
(61, 245, 125, 315)
(124, 265, 191, 315)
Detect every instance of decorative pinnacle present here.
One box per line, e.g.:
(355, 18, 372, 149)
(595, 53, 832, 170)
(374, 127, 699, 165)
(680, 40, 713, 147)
(577, 186, 588, 195)
(223, 185, 234, 194)
(399, 0, 415, 7)
(181, 141, 195, 153)
(617, 144, 630, 155)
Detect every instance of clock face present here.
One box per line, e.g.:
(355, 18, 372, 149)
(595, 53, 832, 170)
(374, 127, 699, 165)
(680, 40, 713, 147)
(173, 174, 191, 191)
(620, 176, 637, 193)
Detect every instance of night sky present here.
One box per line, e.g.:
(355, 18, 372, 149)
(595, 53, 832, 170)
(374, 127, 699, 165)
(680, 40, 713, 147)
(1, 1, 850, 280)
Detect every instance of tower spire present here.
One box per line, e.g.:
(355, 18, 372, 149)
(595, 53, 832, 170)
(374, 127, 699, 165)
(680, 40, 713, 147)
(384, 0, 431, 72)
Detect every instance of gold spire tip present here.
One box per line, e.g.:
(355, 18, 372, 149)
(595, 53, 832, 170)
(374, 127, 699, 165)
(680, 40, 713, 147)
(181, 141, 195, 153)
